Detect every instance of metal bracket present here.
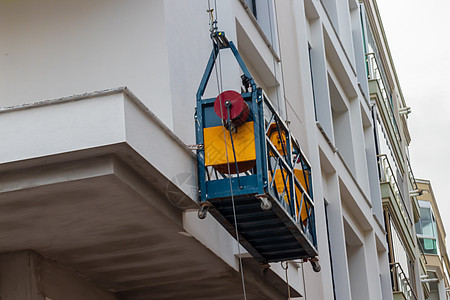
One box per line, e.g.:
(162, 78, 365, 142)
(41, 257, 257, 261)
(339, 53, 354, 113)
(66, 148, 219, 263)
(188, 144, 204, 150)
(212, 31, 229, 49)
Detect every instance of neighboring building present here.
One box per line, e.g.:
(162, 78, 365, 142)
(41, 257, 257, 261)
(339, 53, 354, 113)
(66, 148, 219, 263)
(415, 179, 450, 300)
(0, 0, 444, 300)
(359, 1, 428, 299)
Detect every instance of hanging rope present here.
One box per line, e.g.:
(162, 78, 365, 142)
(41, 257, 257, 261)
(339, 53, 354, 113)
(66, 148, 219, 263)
(266, 0, 282, 117)
(301, 261, 308, 300)
(281, 261, 291, 300)
(207, 1, 248, 299)
(264, 0, 290, 125)
(272, 0, 289, 123)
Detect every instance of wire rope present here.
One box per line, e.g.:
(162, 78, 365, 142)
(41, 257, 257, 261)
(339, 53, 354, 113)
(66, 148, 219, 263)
(272, 0, 289, 123)
(266, 0, 282, 117)
(207, 1, 247, 299)
(301, 261, 308, 300)
(282, 261, 291, 300)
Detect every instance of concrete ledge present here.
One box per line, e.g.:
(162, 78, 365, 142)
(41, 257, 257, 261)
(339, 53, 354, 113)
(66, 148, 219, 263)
(0, 88, 296, 299)
(0, 87, 196, 201)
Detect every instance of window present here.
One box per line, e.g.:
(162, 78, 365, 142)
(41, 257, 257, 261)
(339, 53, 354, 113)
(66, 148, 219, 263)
(418, 238, 437, 255)
(416, 201, 438, 255)
(245, 0, 257, 18)
(308, 44, 318, 121)
(244, 0, 279, 53)
(325, 200, 337, 300)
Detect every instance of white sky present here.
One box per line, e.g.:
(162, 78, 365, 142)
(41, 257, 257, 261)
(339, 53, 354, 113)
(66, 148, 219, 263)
(376, 0, 450, 251)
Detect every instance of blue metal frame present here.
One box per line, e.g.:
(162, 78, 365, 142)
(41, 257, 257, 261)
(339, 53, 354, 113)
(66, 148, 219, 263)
(195, 32, 267, 203)
(195, 32, 318, 260)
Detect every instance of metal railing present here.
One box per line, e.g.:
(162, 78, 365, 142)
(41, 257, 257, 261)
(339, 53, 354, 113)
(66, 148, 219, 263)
(366, 53, 401, 145)
(417, 237, 428, 265)
(264, 95, 316, 247)
(406, 154, 418, 191)
(378, 154, 412, 227)
(390, 262, 418, 300)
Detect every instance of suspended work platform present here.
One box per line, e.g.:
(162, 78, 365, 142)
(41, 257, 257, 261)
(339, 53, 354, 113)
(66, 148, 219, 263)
(195, 31, 319, 268)
(208, 192, 317, 264)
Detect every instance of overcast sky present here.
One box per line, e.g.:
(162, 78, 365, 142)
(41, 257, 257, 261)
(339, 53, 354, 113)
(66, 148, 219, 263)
(376, 0, 450, 250)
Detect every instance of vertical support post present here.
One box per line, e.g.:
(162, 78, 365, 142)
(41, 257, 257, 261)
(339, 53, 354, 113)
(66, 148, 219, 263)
(196, 44, 220, 203)
(0, 251, 44, 300)
(0, 250, 116, 300)
(195, 108, 206, 202)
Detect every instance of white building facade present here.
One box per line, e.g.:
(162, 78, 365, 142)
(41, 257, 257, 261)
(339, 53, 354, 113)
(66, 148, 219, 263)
(0, 0, 426, 299)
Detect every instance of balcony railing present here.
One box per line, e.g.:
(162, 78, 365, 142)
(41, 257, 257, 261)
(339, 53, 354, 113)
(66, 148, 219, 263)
(390, 262, 418, 300)
(406, 154, 418, 192)
(406, 154, 421, 222)
(378, 154, 412, 228)
(366, 53, 401, 145)
(417, 237, 428, 265)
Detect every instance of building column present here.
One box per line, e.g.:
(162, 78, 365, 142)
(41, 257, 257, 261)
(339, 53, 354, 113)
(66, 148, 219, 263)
(0, 250, 117, 300)
(0, 251, 44, 300)
(438, 279, 446, 300)
(363, 231, 383, 300)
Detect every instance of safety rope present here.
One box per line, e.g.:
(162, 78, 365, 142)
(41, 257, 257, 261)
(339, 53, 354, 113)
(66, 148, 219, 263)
(207, 1, 247, 299)
(266, 0, 283, 119)
(272, 0, 289, 123)
(301, 261, 308, 300)
(282, 261, 291, 300)
(267, 9, 304, 300)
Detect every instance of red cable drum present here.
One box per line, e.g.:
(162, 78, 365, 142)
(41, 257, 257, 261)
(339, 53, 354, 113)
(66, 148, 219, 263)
(211, 90, 254, 174)
(214, 90, 250, 128)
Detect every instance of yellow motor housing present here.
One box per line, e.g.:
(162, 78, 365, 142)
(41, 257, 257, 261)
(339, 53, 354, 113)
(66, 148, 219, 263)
(267, 123, 287, 155)
(272, 169, 311, 224)
(204, 122, 256, 174)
